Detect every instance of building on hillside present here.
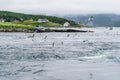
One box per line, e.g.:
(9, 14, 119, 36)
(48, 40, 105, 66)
(63, 22, 70, 27)
(30, 18, 33, 21)
(20, 18, 24, 21)
(38, 19, 49, 23)
(0, 18, 5, 23)
(12, 19, 20, 23)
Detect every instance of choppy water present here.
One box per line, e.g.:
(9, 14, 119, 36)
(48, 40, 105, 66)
(0, 27, 120, 80)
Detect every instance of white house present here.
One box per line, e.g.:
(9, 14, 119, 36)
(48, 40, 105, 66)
(30, 18, 33, 21)
(63, 22, 70, 27)
(20, 18, 24, 21)
(38, 19, 49, 23)
(0, 18, 5, 23)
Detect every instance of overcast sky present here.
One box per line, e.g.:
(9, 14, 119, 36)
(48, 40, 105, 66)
(0, 0, 120, 15)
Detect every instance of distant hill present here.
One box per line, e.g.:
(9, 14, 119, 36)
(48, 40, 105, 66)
(63, 14, 120, 27)
(0, 11, 78, 26)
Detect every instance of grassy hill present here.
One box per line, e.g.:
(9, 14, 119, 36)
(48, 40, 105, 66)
(0, 22, 34, 29)
(0, 11, 79, 27)
(22, 20, 62, 27)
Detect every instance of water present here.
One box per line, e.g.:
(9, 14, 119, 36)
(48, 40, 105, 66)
(0, 27, 120, 80)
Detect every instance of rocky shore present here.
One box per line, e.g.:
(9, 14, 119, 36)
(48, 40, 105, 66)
(0, 27, 93, 33)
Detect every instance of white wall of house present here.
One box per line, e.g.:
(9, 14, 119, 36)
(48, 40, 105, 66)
(38, 19, 49, 23)
(0, 18, 5, 22)
(63, 22, 70, 27)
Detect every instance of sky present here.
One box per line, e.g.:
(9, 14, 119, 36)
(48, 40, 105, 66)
(0, 0, 120, 15)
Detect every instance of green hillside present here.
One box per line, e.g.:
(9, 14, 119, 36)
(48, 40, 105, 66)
(0, 11, 78, 26)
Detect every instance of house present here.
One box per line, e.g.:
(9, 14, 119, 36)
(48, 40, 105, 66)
(38, 19, 49, 23)
(20, 18, 24, 21)
(12, 19, 20, 23)
(30, 18, 33, 21)
(0, 18, 5, 23)
(63, 22, 70, 27)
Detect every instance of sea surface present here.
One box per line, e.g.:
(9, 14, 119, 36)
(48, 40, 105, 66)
(0, 27, 120, 80)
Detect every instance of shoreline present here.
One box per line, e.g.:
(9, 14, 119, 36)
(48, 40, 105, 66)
(0, 27, 94, 33)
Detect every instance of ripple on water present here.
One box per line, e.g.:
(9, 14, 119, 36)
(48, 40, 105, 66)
(0, 29, 120, 80)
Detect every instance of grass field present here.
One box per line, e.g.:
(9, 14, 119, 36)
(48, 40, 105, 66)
(0, 22, 35, 30)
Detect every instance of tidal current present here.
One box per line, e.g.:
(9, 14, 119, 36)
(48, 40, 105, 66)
(0, 27, 120, 80)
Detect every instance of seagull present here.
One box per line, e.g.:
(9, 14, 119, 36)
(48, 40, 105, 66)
(61, 42, 63, 45)
(44, 36, 47, 39)
(67, 34, 70, 37)
(83, 40, 88, 42)
(52, 42, 55, 47)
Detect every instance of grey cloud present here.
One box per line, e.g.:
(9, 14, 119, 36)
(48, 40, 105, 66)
(0, 0, 120, 15)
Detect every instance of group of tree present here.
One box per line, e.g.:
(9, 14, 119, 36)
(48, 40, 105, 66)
(0, 11, 78, 26)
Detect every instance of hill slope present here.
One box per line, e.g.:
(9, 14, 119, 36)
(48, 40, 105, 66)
(63, 14, 120, 27)
(0, 11, 78, 26)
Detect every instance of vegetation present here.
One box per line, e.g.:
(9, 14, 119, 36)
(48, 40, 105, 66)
(23, 20, 40, 26)
(22, 20, 62, 27)
(37, 22, 62, 27)
(0, 22, 34, 30)
(0, 11, 86, 32)
(0, 11, 79, 26)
